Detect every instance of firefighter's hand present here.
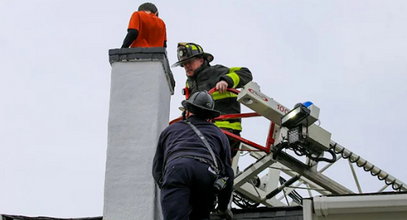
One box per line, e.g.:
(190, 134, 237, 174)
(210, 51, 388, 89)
(216, 80, 228, 93)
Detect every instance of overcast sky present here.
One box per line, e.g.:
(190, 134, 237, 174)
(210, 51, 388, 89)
(1, 0, 407, 218)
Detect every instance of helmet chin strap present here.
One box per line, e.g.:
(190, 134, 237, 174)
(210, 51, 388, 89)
(182, 111, 187, 120)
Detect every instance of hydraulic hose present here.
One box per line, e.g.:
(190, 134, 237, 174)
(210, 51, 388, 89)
(330, 141, 407, 191)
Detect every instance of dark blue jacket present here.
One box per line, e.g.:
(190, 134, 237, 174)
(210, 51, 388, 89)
(152, 116, 234, 210)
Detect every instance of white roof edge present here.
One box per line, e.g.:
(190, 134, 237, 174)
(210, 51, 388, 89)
(313, 193, 407, 216)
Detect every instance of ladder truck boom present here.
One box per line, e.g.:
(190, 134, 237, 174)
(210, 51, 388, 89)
(230, 81, 406, 208)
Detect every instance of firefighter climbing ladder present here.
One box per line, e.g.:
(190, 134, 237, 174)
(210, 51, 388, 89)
(225, 81, 407, 208)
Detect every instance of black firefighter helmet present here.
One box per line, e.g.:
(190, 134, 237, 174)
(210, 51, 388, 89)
(172, 42, 214, 67)
(181, 91, 220, 119)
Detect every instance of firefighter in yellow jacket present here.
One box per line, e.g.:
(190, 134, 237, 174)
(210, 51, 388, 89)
(173, 42, 253, 157)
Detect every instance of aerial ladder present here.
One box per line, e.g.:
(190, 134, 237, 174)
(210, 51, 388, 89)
(211, 81, 407, 208)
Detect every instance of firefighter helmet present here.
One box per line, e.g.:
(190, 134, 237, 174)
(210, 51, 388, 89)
(181, 91, 220, 119)
(172, 42, 214, 67)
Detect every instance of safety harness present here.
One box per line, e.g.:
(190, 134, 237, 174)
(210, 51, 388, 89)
(184, 120, 221, 175)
